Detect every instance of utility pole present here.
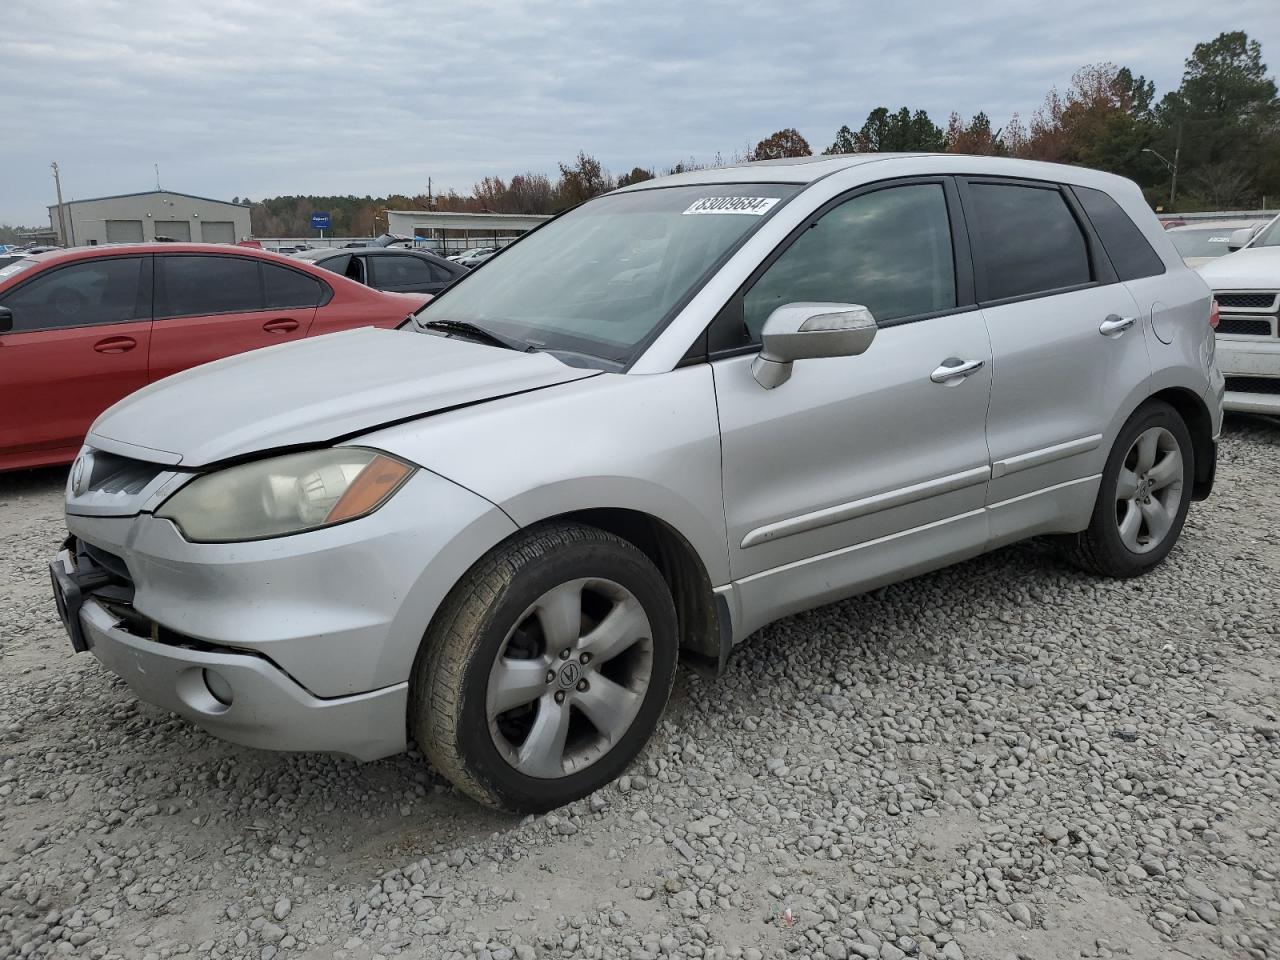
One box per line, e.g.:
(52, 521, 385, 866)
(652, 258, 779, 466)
(1170, 123, 1181, 206)
(51, 161, 73, 246)
(155, 163, 162, 191)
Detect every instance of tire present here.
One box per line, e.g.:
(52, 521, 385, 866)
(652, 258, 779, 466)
(410, 522, 678, 812)
(1062, 399, 1194, 579)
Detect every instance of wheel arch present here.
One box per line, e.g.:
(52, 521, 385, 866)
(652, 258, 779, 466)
(535, 507, 731, 675)
(1147, 386, 1215, 500)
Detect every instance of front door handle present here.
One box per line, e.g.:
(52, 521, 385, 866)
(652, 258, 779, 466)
(92, 336, 137, 354)
(930, 358, 985, 384)
(263, 318, 300, 334)
(1099, 314, 1137, 337)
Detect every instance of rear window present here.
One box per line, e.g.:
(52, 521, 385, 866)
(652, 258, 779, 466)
(1168, 228, 1241, 259)
(1075, 186, 1165, 280)
(968, 182, 1091, 302)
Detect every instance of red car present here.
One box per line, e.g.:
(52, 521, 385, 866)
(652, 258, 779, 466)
(0, 244, 429, 471)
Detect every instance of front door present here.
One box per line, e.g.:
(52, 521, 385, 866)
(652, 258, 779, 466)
(0, 255, 152, 464)
(959, 178, 1152, 544)
(712, 180, 993, 634)
(149, 254, 318, 382)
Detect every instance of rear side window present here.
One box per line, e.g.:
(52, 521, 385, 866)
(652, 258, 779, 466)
(1074, 186, 1165, 280)
(158, 255, 262, 318)
(263, 263, 325, 308)
(968, 183, 1091, 302)
(315, 254, 351, 276)
(2, 257, 147, 332)
(370, 255, 435, 287)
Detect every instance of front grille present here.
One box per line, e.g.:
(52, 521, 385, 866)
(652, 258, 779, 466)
(85, 452, 164, 496)
(1225, 376, 1280, 396)
(1218, 317, 1274, 337)
(1216, 292, 1278, 310)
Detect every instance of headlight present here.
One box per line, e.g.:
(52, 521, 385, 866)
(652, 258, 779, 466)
(156, 448, 414, 543)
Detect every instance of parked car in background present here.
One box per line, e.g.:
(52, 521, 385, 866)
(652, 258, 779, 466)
(0, 253, 29, 271)
(345, 234, 413, 249)
(50, 155, 1219, 812)
(293, 247, 465, 295)
(1196, 212, 1280, 415)
(0, 244, 428, 471)
(1167, 220, 1266, 268)
(447, 246, 495, 264)
(454, 247, 500, 268)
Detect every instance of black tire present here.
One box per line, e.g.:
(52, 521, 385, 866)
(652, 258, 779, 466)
(1062, 399, 1194, 578)
(410, 522, 678, 812)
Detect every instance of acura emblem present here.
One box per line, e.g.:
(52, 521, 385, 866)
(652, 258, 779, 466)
(71, 452, 92, 496)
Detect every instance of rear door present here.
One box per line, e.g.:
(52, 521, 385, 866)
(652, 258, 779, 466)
(0, 256, 152, 460)
(962, 178, 1150, 544)
(148, 254, 322, 382)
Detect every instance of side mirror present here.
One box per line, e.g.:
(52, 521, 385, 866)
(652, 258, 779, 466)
(1226, 227, 1254, 251)
(752, 302, 877, 389)
(0, 306, 12, 334)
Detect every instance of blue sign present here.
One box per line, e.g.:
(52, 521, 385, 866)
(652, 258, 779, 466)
(310, 212, 331, 231)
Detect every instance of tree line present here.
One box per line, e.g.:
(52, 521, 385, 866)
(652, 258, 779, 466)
(241, 29, 1273, 236)
(3, 30, 1273, 242)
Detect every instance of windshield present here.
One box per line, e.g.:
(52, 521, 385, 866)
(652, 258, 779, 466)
(412, 183, 798, 364)
(1169, 227, 1243, 258)
(1251, 215, 1280, 248)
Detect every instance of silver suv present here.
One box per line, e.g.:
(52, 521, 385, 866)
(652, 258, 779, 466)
(52, 155, 1223, 812)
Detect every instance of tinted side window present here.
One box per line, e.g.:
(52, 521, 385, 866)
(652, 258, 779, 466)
(742, 184, 956, 340)
(159, 256, 262, 318)
(2, 257, 146, 332)
(314, 254, 351, 276)
(263, 263, 324, 308)
(1074, 186, 1165, 280)
(968, 183, 1091, 301)
(428, 261, 457, 284)
(371, 255, 435, 287)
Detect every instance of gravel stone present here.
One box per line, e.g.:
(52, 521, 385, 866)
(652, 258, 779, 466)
(2, 421, 1279, 959)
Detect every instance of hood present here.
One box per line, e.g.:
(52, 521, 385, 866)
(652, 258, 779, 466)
(88, 327, 599, 467)
(1196, 247, 1280, 288)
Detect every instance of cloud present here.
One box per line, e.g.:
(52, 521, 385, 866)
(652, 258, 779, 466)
(1, 0, 1276, 224)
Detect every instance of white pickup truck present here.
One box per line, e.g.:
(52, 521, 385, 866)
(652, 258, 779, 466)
(1197, 213, 1280, 415)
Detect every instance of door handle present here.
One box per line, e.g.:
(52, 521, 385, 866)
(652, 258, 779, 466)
(92, 336, 137, 354)
(1099, 314, 1137, 337)
(263, 318, 300, 334)
(930, 358, 985, 384)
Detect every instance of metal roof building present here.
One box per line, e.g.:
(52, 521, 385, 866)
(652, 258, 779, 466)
(48, 190, 252, 247)
(384, 210, 550, 248)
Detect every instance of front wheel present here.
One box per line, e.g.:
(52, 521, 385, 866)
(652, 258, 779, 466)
(411, 523, 678, 812)
(1062, 400, 1194, 578)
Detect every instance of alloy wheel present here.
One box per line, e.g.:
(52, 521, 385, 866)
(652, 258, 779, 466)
(486, 578, 654, 779)
(1114, 426, 1183, 554)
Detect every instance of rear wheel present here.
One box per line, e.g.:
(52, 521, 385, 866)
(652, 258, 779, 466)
(411, 523, 677, 812)
(1062, 400, 1194, 578)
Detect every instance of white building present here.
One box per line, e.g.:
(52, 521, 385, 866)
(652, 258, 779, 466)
(48, 190, 253, 247)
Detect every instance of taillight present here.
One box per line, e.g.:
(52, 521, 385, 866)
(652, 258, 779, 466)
(1209, 299, 1220, 330)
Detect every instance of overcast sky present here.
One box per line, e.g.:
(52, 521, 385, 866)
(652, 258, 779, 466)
(2, 0, 1277, 225)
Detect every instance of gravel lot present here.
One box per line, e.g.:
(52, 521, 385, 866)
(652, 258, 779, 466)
(1, 419, 1277, 960)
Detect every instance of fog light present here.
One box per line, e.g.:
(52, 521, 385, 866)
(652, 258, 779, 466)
(203, 668, 233, 706)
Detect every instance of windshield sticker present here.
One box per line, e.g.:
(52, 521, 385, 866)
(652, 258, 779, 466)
(682, 196, 780, 216)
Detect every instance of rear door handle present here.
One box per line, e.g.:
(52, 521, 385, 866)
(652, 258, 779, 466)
(263, 318, 300, 334)
(1099, 314, 1137, 337)
(930, 358, 985, 384)
(92, 336, 137, 354)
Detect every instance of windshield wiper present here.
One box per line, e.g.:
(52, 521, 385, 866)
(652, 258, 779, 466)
(417, 318, 533, 352)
